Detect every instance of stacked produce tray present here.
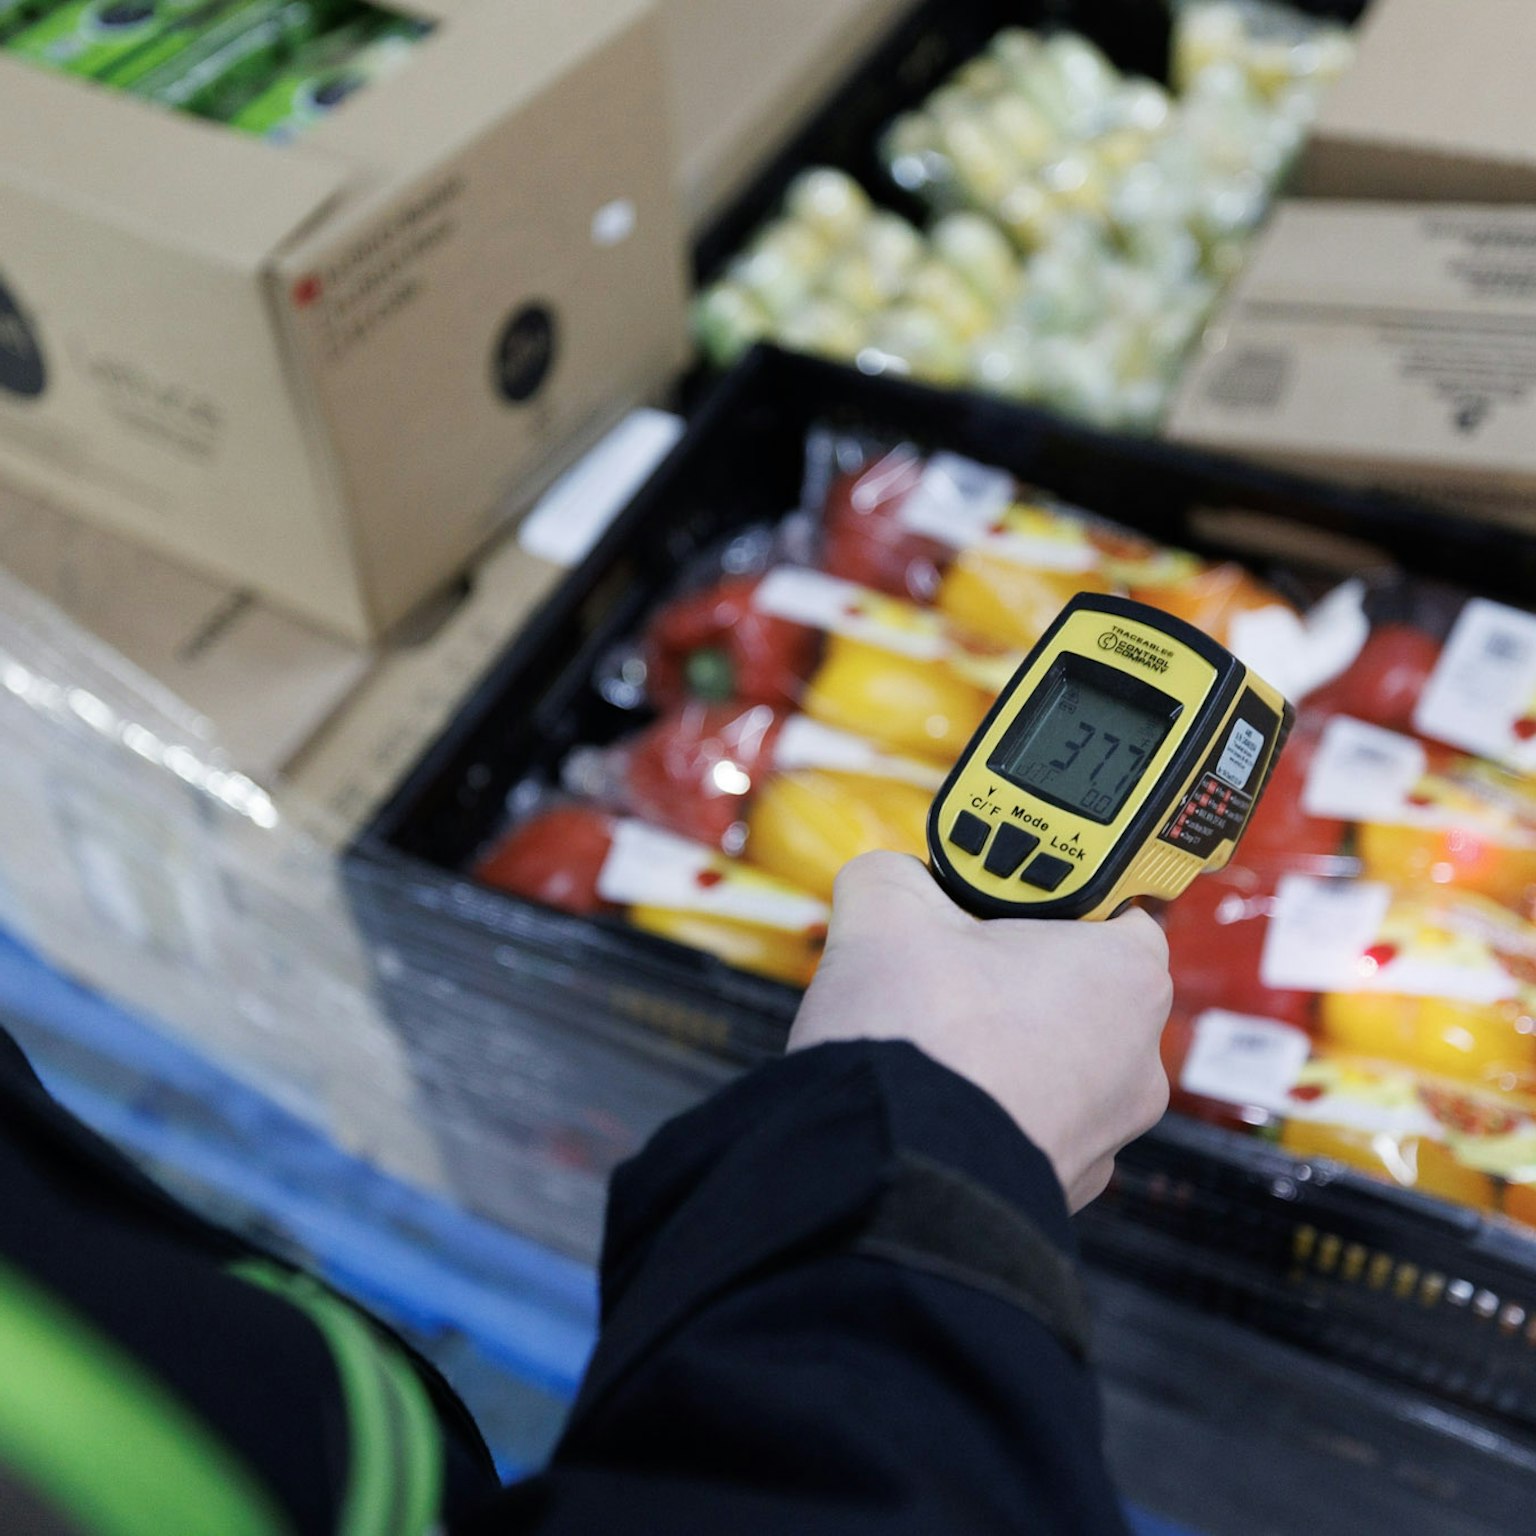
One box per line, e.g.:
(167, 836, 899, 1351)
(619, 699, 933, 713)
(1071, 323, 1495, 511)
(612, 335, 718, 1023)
(698, 0, 1366, 269)
(350, 345, 1536, 1433)
(690, 0, 1366, 430)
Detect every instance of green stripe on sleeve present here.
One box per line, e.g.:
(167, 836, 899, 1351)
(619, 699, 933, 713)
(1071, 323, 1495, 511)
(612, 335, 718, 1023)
(230, 1261, 444, 1536)
(0, 1259, 292, 1536)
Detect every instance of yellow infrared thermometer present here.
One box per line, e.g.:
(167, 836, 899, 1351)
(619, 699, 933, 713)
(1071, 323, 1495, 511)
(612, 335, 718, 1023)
(928, 594, 1293, 920)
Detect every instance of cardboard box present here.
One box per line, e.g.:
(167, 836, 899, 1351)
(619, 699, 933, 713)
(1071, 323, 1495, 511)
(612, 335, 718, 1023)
(0, 457, 577, 830)
(0, 0, 688, 642)
(663, 0, 914, 227)
(1169, 202, 1536, 531)
(1298, 0, 1536, 202)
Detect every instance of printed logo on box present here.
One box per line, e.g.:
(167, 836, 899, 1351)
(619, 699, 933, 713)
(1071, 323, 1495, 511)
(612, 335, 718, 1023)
(493, 303, 558, 404)
(0, 275, 47, 400)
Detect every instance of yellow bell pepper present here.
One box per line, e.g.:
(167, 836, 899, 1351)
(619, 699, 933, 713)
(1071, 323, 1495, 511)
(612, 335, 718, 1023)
(1129, 563, 1293, 648)
(936, 552, 1115, 651)
(1318, 991, 1536, 1091)
(629, 905, 823, 988)
(745, 769, 932, 901)
(1280, 1119, 1498, 1211)
(1357, 821, 1536, 917)
(801, 634, 991, 761)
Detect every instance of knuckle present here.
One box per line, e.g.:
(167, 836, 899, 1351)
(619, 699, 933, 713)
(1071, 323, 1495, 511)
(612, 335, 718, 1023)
(1118, 906, 1168, 961)
(832, 851, 886, 902)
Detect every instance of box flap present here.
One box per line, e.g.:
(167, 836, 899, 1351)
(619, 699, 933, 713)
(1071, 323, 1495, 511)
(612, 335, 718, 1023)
(1305, 0, 1536, 196)
(286, 531, 565, 834)
(0, 59, 355, 265)
(297, 0, 656, 185)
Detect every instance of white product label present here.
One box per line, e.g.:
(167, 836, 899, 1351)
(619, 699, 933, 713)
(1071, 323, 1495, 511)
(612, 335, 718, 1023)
(597, 819, 828, 932)
(1216, 718, 1265, 790)
(753, 567, 949, 661)
(896, 452, 1016, 547)
(774, 715, 947, 789)
(518, 409, 685, 568)
(1261, 873, 1521, 1003)
(1229, 578, 1370, 706)
(1414, 598, 1536, 774)
(1302, 716, 1428, 824)
(1260, 874, 1394, 992)
(1283, 1078, 1441, 1139)
(1181, 1010, 1313, 1111)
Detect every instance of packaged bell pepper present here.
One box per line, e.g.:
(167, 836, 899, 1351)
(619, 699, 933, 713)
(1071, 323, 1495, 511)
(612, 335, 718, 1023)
(1239, 591, 1536, 914)
(1298, 714, 1536, 917)
(1261, 874, 1536, 1092)
(563, 701, 943, 901)
(643, 565, 1004, 763)
(816, 441, 1296, 654)
(474, 805, 828, 988)
(1161, 1007, 1536, 1220)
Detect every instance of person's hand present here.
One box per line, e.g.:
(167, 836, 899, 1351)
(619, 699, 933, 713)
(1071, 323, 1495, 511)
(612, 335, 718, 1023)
(788, 851, 1172, 1211)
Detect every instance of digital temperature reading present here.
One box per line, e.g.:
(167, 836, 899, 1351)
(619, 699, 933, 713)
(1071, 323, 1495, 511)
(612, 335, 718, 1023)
(988, 658, 1180, 825)
(928, 594, 1293, 920)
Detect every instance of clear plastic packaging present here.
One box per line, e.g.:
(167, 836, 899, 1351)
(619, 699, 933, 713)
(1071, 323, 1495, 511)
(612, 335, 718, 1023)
(1158, 570, 1536, 1226)
(0, 562, 731, 1260)
(692, 3, 1358, 431)
(472, 428, 1319, 989)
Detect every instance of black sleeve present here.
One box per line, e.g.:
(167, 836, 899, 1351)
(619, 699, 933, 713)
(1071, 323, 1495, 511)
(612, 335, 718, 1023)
(462, 1040, 1131, 1536)
(0, 1023, 499, 1535)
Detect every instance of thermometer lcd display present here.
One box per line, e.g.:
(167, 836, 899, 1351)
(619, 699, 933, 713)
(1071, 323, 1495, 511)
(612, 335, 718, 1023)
(988, 657, 1181, 824)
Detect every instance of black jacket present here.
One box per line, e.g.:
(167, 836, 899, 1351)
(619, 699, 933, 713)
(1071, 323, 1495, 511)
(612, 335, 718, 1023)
(0, 1024, 1127, 1534)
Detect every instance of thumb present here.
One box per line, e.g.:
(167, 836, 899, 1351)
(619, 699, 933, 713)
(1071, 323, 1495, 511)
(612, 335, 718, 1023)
(829, 850, 964, 944)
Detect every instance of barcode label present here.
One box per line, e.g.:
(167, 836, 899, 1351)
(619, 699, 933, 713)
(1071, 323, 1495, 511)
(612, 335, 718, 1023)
(1415, 599, 1536, 773)
(1204, 347, 1292, 411)
(1181, 1010, 1312, 1110)
(1302, 716, 1428, 823)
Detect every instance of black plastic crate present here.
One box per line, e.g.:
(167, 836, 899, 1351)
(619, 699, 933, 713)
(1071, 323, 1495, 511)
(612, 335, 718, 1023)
(1086, 1118, 1536, 1426)
(352, 348, 1536, 1412)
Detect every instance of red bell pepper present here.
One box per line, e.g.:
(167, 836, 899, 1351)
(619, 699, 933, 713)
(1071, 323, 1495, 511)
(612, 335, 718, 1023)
(604, 701, 785, 849)
(820, 445, 950, 603)
(474, 805, 617, 916)
(645, 574, 821, 709)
